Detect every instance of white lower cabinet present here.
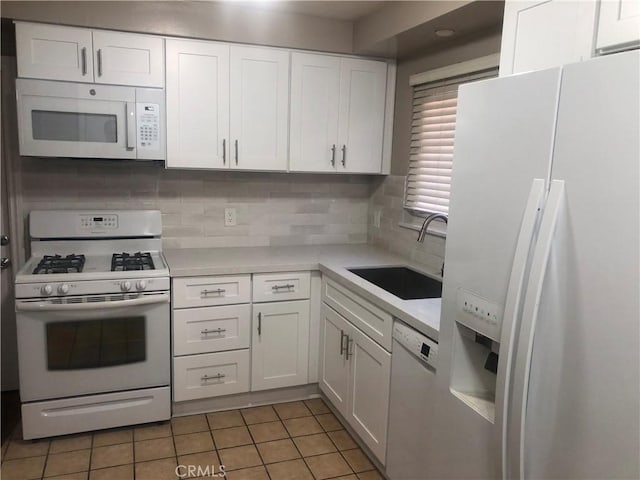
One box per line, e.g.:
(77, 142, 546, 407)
(173, 304, 251, 356)
(173, 350, 250, 402)
(251, 300, 310, 391)
(320, 304, 350, 414)
(320, 302, 391, 464)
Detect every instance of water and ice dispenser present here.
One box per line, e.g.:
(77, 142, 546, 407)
(449, 288, 503, 422)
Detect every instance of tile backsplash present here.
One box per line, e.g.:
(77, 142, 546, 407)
(368, 175, 446, 273)
(18, 158, 373, 250)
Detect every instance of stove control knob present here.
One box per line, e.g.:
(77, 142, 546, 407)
(136, 280, 147, 291)
(58, 284, 70, 295)
(120, 281, 132, 292)
(41, 284, 53, 296)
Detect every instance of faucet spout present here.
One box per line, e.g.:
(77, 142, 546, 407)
(417, 213, 448, 242)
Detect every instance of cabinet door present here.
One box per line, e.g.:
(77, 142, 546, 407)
(251, 300, 310, 391)
(289, 53, 340, 172)
(230, 46, 289, 171)
(499, 0, 597, 76)
(93, 31, 164, 87)
(319, 304, 351, 417)
(346, 324, 391, 464)
(15, 22, 94, 82)
(596, 0, 640, 54)
(166, 39, 230, 169)
(337, 58, 387, 173)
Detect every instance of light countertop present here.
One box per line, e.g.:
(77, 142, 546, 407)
(164, 244, 441, 341)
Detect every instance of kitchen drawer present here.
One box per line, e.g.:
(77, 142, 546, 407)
(173, 304, 251, 356)
(173, 275, 251, 308)
(322, 278, 392, 351)
(173, 350, 250, 402)
(253, 271, 311, 303)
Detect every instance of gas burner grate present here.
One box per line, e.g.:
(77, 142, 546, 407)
(32, 254, 86, 274)
(111, 252, 155, 272)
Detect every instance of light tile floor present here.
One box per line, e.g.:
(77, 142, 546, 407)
(0, 398, 384, 480)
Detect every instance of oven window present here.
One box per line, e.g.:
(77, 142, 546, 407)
(31, 110, 118, 143)
(46, 317, 146, 370)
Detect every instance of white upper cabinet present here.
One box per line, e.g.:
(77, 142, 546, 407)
(15, 22, 164, 87)
(596, 0, 640, 54)
(16, 22, 93, 82)
(230, 46, 290, 171)
(337, 58, 387, 173)
(166, 39, 230, 169)
(499, 0, 598, 76)
(92, 31, 164, 87)
(290, 53, 387, 174)
(289, 53, 341, 173)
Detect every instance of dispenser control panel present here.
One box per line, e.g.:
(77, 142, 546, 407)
(456, 288, 503, 341)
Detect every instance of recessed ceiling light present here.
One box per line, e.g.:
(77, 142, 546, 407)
(435, 29, 456, 37)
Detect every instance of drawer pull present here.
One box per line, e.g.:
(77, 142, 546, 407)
(257, 312, 262, 337)
(201, 288, 226, 297)
(201, 328, 226, 336)
(272, 284, 294, 291)
(201, 373, 226, 383)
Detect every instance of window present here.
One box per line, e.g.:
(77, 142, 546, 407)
(404, 56, 499, 216)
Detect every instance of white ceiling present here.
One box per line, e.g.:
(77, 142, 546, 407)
(230, 1, 387, 21)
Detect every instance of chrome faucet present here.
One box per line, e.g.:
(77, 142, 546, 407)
(417, 213, 448, 242)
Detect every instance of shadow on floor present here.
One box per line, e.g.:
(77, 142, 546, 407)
(1, 390, 20, 444)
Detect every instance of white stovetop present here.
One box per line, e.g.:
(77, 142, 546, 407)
(164, 244, 441, 341)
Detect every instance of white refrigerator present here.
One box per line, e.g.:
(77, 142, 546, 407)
(427, 49, 639, 480)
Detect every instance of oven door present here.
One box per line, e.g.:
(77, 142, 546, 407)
(16, 78, 137, 159)
(15, 291, 170, 402)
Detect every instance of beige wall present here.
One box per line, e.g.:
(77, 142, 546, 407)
(1, 1, 354, 54)
(390, 26, 502, 175)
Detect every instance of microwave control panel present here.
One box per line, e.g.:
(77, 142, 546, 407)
(136, 103, 160, 151)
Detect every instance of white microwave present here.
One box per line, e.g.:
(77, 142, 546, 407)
(16, 78, 165, 160)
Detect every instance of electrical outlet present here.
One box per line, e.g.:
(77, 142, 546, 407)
(224, 208, 237, 226)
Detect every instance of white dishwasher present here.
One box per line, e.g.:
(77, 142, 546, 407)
(386, 321, 438, 480)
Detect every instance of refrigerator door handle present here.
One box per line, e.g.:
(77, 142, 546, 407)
(508, 179, 565, 480)
(496, 178, 546, 480)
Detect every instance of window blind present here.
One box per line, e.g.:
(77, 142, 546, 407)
(405, 69, 497, 214)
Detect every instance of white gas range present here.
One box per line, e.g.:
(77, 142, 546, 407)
(14, 210, 171, 440)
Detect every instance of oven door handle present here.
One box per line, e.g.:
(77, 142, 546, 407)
(15, 293, 169, 312)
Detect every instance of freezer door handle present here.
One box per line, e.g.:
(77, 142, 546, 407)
(496, 178, 546, 480)
(508, 179, 565, 480)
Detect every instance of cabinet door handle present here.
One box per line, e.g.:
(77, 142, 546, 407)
(331, 144, 336, 167)
(271, 284, 294, 291)
(201, 288, 226, 297)
(223, 139, 226, 165)
(235, 140, 238, 165)
(201, 373, 225, 383)
(257, 312, 262, 336)
(341, 145, 346, 167)
(345, 335, 354, 360)
(97, 48, 103, 77)
(201, 328, 226, 336)
(81, 47, 87, 75)
(340, 330, 346, 356)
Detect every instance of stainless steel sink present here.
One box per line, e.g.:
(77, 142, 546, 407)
(347, 266, 442, 300)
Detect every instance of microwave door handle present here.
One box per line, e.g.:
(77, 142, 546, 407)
(125, 102, 136, 151)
